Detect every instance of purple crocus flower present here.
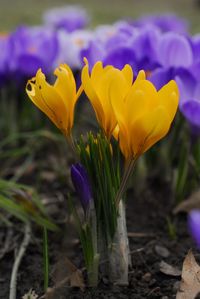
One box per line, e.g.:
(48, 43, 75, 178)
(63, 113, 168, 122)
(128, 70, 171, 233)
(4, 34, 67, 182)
(130, 26, 161, 71)
(158, 32, 193, 68)
(81, 22, 138, 70)
(191, 34, 200, 63)
(188, 210, 200, 248)
(131, 14, 188, 34)
(71, 163, 92, 215)
(9, 26, 58, 79)
(175, 69, 200, 130)
(149, 32, 194, 90)
(43, 5, 89, 32)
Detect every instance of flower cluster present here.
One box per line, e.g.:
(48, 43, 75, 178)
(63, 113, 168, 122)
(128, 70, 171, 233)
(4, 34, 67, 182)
(26, 59, 179, 286)
(26, 60, 179, 159)
(0, 9, 198, 132)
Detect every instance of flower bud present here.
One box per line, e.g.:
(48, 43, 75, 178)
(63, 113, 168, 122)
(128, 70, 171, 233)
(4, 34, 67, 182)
(71, 163, 92, 214)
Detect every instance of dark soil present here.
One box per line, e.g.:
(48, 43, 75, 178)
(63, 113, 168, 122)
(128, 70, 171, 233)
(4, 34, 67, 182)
(0, 172, 196, 299)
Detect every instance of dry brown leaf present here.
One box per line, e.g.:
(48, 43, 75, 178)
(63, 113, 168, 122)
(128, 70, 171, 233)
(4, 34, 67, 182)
(159, 261, 181, 277)
(176, 249, 200, 299)
(46, 256, 85, 299)
(53, 256, 84, 289)
(174, 190, 200, 214)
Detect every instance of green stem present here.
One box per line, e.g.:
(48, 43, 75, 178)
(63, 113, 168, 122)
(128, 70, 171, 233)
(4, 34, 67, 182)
(115, 158, 137, 206)
(43, 226, 49, 292)
(88, 201, 99, 286)
(67, 133, 77, 153)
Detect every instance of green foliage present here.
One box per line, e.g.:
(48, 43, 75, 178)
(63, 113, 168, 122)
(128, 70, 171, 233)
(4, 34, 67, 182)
(78, 133, 121, 242)
(68, 194, 99, 285)
(0, 179, 57, 231)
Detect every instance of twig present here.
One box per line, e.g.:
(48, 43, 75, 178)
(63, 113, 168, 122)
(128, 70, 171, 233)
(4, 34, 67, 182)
(9, 222, 31, 299)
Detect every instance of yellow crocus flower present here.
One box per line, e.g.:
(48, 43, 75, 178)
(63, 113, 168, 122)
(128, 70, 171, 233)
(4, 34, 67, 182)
(110, 70, 179, 160)
(81, 59, 133, 139)
(26, 64, 82, 137)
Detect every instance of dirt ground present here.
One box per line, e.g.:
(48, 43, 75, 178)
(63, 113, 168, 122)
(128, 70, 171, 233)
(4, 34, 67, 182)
(0, 170, 196, 299)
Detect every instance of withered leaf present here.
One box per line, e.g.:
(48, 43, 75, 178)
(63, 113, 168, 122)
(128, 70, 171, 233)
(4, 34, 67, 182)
(174, 190, 200, 214)
(159, 261, 181, 277)
(176, 249, 200, 299)
(46, 256, 85, 299)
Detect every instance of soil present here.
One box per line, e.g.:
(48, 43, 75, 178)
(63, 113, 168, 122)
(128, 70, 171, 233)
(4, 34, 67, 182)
(0, 171, 197, 299)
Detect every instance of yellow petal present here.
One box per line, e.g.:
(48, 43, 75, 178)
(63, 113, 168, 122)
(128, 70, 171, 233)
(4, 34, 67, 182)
(121, 64, 134, 87)
(81, 63, 104, 125)
(35, 69, 69, 133)
(26, 73, 61, 129)
(54, 64, 76, 105)
(118, 128, 132, 160)
(134, 70, 146, 83)
(158, 80, 179, 120)
(112, 125, 119, 140)
(130, 106, 170, 156)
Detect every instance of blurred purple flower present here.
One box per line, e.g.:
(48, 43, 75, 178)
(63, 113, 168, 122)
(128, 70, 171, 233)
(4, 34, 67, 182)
(149, 33, 194, 90)
(158, 32, 193, 68)
(191, 34, 200, 63)
(9, 26, 58, 78)
(81, 22, 138, 70)
(176, 69, 200, 129)
(130, 26, 161, 71)
(188, 210, 200, 248)
(71, 163, 92, 215)
(103, 46, 137, 71)
(0, 33, 12, 86)
(56, 29, 93, 69)
(43, 6, 89, 32)
(131, 14, 188, 34)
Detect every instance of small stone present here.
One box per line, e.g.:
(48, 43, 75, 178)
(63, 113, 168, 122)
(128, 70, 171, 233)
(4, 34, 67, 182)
(155, 245, 170, 258)
(142, 272, 152, 282)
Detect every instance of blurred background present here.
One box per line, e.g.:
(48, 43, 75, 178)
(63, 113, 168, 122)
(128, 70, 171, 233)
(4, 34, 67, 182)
(1, 0, 200, 32)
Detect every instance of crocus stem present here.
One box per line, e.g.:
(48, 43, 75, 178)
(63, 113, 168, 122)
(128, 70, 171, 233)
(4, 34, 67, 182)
(88, 201, 99, 286)
(43, 226, 49, 292)
(116, 158, 137, 206)
(108, 200, 129, 285)
(9, 223, 31, 299)
(65, 133, 77, 154)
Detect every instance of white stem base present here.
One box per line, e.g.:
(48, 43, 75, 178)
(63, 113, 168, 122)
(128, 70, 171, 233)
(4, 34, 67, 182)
(108, 200, 130, 285)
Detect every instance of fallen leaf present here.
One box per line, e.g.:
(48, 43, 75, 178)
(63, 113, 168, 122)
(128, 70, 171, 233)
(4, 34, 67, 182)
(159, 261, 181, 277)
(176, 249, 200, 299)
(174, 190, 200, 214)
(53, 256, 85, 289)
(46, 256, 85, 299)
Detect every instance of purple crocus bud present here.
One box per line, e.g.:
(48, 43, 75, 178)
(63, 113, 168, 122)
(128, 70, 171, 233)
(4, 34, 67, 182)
(188, 210, 200, 249)
(43, 6, 89, 32)
(71, 163, 92, 214)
